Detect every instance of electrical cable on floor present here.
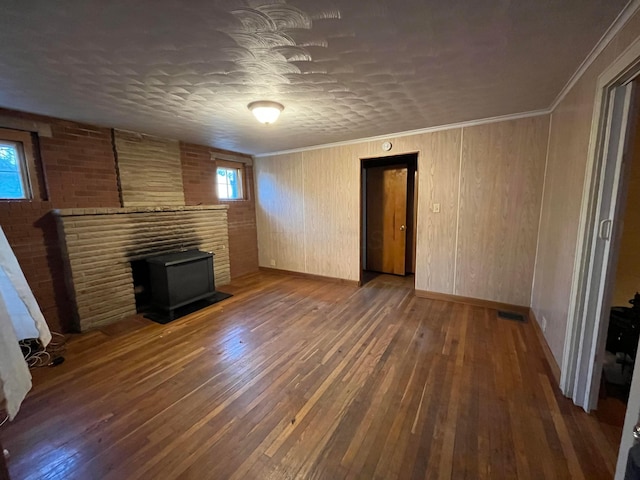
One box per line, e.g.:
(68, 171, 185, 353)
(0, 335, 66, 463)
(19, 332, 66, 368)
(0, 334, 66, 463)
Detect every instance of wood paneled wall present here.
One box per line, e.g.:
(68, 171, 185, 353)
(303, 148, 360, 279)
(255, 153, 307, 273)
(531, 9, 640, 366)
(255, 115, 549, 306)
(457, 119, 549, 305)
(415, 130, 461, 294)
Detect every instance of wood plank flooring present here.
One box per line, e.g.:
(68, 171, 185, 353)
(0, 272, 621, 479)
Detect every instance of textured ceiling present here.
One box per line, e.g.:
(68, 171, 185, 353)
(0, 0, 630, 154)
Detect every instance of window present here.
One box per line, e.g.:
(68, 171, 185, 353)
(216, 165, 244, 200)
(0, 139, 31, 199)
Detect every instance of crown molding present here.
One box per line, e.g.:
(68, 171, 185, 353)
(549, 0, 640, 111)
(254, 109, 550, 158)
(255, 1, 637, 159)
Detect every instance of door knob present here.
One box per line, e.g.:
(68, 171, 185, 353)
(634, 422, 640, 441)
(400, 225, 406, 231)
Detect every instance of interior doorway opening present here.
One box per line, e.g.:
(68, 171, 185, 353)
(564, 56, 640, 477)
(595, 87, 640, 456)
(360, 153, 418, 285)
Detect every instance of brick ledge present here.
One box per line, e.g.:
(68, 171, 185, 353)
(54, 204, 228, 217)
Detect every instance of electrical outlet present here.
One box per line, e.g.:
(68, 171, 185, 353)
(432, 203, 441, 213)
(270, 259, 276, 267)
(541, 316, 547, 332)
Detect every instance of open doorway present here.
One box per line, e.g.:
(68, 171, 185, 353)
(564, 65, 640, 477)
(596, 88, 640, 456)
(360, 153, 417, 285)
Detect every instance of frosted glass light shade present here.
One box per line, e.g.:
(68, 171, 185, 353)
(248, 101, 284, 124)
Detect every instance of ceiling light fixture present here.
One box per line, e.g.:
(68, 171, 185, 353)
(248, 101, 284, 125)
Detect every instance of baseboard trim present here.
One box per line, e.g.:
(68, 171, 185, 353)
(259, 267, 360, 287)
(414, 289, 529, 315)
(529, 309, 561, 385)
(414, 289, 561, 383)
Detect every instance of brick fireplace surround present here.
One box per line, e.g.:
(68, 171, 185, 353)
(56, 205, 231, 331)
(0, 107, 258, 333)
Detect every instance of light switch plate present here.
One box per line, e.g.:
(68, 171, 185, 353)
(432, 203, 441, 213)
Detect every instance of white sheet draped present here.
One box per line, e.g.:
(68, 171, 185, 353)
(0, 226, 51, 419)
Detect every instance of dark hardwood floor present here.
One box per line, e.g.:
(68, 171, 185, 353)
(0, 272, 620, 479)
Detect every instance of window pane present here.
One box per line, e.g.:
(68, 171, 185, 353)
(216, 168, 228, 199)
(0, 171, 25, 198)
(227, 170, 239, 198)
(216, 167, 243, 200)
(0, 139, 30, 199)
(0, 144, 19, 172)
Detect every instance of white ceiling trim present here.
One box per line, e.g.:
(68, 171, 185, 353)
(549, 0, 640, 112)
(256, 0, 639, 160)
(0, 1, 626, 154)
(254, 109, 551, 158)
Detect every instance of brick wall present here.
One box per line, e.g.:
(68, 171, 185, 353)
(220, 166, 259, 278)
(0, 109, 120, 331)
(180, 143, 218, 205)
(40, 121, 120, 208)
(0, 107, 258, 332)
(0, 203, 71, 332)
(180, 142, 259, 279)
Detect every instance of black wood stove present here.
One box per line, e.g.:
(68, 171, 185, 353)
(146, 249, 215, 321)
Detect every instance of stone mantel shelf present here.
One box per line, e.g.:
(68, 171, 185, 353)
(54, 205, 228, 217)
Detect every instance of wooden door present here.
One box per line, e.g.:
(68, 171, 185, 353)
(366, 166, 408, 275)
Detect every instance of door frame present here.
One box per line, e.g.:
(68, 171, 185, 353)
(562, 37, 640, 406)
(559, 40, 640, 479)
(359, 152, 419, 285)
(564, 81, 636, 412)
